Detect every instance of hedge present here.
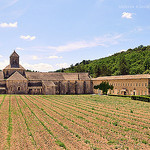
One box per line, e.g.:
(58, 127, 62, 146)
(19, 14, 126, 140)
(131, 96, 150, 102)
(108, 94, 150, 102)
(108, 94, 131, 98)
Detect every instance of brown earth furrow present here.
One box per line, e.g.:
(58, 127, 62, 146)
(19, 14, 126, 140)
(27, 95, 111, 149)
(50, 95, 150, 120)
(41, 95, 150, 126)
(64, 95, 150, 118)
(0, 95, 9, 150)
(23, 95, 92, 150)
(10, 96, 36, 150)
(37, 95, 150, 137)
(28, 95, 127, 149)
(51, 95, 150, 122)
(35, 95, 150, 149)
(16, 96, 61, 150)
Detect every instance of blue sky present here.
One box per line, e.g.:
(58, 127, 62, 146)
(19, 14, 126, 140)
(0, 0, 150, 71)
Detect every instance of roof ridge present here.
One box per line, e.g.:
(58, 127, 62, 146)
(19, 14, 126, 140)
(7, 71, 27, 80)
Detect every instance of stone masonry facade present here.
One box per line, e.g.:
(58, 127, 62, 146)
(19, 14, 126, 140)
(0, 51, 93, 95)
(0, 51, 150, 95)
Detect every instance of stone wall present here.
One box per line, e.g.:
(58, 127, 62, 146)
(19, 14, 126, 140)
(6, 80, 28, 94)
(93, 78, 149, 95)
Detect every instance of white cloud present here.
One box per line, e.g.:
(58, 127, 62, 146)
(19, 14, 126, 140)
(122, 12, 134, 19)
(0, 55, 3, 58)
(20, 35, 36, 41)
(16, 47, 24, 51)
(0, 60, 9, 69)
(0, 22, 18, 28)
(31, 56, 39, 60)
(47, 34, 122, 52)
(22, 63, 54, 72)
(48, 56, 63, 59)
(56, 63, 69, 69)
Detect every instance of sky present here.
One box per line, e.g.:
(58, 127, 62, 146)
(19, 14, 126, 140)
(0, 0, 150, 72)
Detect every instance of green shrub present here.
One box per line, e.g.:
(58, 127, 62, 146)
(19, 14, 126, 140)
(55, 140, 66, 149)
(131, 96, 150, 102)
(85, 139, 90, 144)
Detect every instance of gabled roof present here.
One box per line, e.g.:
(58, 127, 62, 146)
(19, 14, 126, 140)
(25, 72, 90, 81)
(10, 50, 19, 57)
(7, 71, 27, 81)
(92, 74, 150, 81)
(0, 71, 4, 80)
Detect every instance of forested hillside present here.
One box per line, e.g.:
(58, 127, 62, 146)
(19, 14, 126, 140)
(56, 45, 150, 77)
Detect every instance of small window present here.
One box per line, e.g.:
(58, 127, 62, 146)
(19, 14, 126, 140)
(131, 83, 132, 86)
(139, 83, 140, 86)
(136, 83, 138, 86)
(145, 83, 147, 86)
(18, 87, 21, 91)
(142, 83, 143, 86)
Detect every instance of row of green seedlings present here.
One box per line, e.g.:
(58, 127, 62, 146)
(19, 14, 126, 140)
(15, 96, 37, 147)
(18, 96, 67, 150)
(26, 95, 96, 149)
(37, 95, 131, 146)
(64, 95, 148, 120)
(74, 95, 150, 121)
(7, 95, 12, 150)
(61, 95, 150, 124)
(56, 96, 150, 146)
(53, 95, 150, 130)
(0, 95, 6, 109)
(41, 96, 139, 148)
(39, 95, 150, 146)
(28, 95, 99, 150)
(59, 96, 150, 142)
(40, 95, 145, 134)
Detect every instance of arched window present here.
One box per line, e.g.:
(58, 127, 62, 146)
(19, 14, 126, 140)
(18, 87, 21, 91)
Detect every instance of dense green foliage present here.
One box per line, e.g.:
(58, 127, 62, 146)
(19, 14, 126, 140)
(56, 45, 150, 77)
(94, 81, 114, 95)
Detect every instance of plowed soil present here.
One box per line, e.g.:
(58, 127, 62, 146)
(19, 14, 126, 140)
(0, 95, 149, 150)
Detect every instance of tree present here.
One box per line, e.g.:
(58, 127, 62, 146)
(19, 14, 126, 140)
(119, 55, 129, 75)
(94, 81, 114, 95)
(93, 65, 101, 77)
(143, 58, 150, 71)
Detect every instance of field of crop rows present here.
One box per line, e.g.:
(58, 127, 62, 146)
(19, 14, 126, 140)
(0, 95, 150, 150)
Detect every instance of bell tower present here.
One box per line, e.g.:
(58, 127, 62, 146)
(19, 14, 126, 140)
(10, 50, 19, 68)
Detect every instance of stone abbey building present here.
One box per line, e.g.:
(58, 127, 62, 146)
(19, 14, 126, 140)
(0, 51, 150, 95)
(0, 51, 93, 94)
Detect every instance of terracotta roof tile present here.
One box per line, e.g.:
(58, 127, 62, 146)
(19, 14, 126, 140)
(92, 74, 150, 81)
(25, 72, 90, 81)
